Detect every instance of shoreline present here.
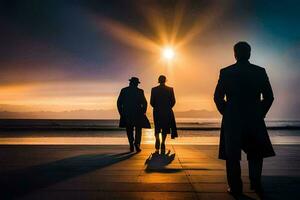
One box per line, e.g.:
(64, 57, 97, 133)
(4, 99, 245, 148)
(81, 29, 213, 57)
(1, 126, 300, 131)
(1, 119, 300, 131)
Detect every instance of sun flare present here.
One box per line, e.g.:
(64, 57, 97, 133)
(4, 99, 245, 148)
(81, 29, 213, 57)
(162, 47, 175, 61)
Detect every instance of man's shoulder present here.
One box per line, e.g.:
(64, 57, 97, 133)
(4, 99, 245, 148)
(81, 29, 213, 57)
(165, 85, 173, 91)
(220, 64, 236, 73)
(152, 85, 173, 91)
(220, 63, 266, 73)
(152, 86, 160, 91)
(121, 86, 130, 92)
(249, 63, 266, 72)
(137, 88, 144, 93)
(121, 87, 144, 94)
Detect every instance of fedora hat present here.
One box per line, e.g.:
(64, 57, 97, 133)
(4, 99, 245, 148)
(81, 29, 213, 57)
(129, 77, 140, 84)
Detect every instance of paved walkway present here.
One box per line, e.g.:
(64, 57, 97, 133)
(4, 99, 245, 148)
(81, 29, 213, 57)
(0, 145, 299, 200)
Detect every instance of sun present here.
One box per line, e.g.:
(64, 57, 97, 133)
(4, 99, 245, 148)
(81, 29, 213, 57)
(162, 47, 175, 61)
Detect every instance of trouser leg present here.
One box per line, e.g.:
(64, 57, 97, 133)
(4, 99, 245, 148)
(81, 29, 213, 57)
(226, 159, 243, 193)
(134, 127, 142, 146)
(249, 159, 263, 187)
(161, 130, 167, 153)
(126, 126, 134, 145)
(155, 133, 160, 150)
(161, 133, 167, 146)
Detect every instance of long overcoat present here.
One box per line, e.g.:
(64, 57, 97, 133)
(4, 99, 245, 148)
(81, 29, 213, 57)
(117, 86, 150, 128)
(214, 60, 275, 160)
(150, 85, 177, 138)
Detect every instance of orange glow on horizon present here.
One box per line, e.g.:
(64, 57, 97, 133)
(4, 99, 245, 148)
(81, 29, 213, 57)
(0, 81, 216, 113)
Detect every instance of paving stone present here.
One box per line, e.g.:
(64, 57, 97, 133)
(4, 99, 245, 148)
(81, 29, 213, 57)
(0, 145, 299, 200)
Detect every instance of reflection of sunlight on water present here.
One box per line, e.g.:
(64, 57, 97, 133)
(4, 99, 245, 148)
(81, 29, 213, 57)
(0, 136, 299, 145)
(0, 129, 299, 145)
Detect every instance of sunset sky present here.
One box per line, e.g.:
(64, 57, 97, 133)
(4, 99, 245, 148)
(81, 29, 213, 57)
(0, 0, 299, 119)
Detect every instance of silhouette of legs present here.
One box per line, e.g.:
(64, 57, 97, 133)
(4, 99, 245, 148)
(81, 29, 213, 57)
(226, 159, 243, 194)
(155, 134, 160, 150)
(155, 131, 167, 153)
(161, 133, 167, 153)
(126, 126, 142, 152)
(134, 127, 142, 152)
(226, 158, 264, 197)
(249, 159, 263, 192)
(126, 126, 134, 152)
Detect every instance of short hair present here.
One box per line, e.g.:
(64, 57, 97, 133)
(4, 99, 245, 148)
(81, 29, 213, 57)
(158, 75, 166, 83)
(234, 41, 251, 60)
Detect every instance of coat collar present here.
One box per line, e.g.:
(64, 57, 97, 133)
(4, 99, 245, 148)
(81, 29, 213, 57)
(236, 60, 250, 64)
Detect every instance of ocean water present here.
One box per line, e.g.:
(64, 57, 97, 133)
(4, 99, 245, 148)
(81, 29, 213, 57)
(0, 119, 299, 145)
(1, 118, 300, 129)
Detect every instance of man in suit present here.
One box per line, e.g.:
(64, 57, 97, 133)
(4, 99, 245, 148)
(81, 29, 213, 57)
(117, 77, 150, 152)
(214, 41, 275, 196)
(150, 75, 177, 153)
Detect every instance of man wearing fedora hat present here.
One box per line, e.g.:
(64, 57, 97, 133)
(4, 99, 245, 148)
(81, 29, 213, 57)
(117, 77, 151, 152)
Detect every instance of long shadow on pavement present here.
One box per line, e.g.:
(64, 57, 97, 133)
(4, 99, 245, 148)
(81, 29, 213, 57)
(144, 150, 182, 173)
(0, 151, 135, 199)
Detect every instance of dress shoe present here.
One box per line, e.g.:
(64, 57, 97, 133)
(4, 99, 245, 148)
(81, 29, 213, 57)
(135, 144, 141, 152)
(227, 187, 242, 196)
(129, 144, 134, 152)
(250, 184, 264, 196)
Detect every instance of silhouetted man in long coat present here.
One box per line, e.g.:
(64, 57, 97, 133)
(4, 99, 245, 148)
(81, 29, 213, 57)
(117, 77, 150, 152)
(150, 75, 177, 153)
(214, 42, 275, 196)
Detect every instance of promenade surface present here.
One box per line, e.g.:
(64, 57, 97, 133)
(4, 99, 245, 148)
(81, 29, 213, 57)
(0, 144, 299, 200)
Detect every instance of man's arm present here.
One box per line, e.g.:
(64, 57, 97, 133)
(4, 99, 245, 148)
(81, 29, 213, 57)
(150, 88, 155, 108)
(214, 69, 226, 115)
(117, 89, 124, 115)
(141, 90, 148, 114)
(170, 88, 176, 108)
(261, 69, 274, 118)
